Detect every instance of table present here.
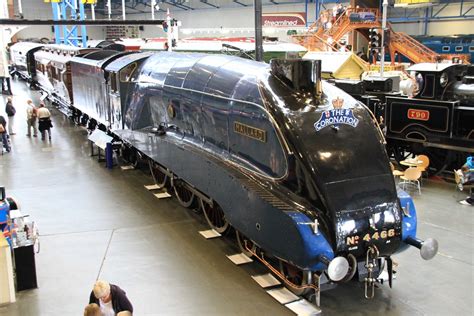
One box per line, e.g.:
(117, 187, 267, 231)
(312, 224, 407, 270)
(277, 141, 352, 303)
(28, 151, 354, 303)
(400, 159, 423, 168)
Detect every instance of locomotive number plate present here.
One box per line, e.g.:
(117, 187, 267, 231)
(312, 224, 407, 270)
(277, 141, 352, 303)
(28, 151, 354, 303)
(346, 229, 395, 246)
(407, 109, 430, 121)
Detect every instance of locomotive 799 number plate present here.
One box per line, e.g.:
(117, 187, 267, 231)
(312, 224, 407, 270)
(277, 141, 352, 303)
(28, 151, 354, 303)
(346, 229, 395, 246)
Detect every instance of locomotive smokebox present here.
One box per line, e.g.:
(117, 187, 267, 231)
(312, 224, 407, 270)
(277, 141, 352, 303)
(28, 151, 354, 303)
(270, 59, 322, 102)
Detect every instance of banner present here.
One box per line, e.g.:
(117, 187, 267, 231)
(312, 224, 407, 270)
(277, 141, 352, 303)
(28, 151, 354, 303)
(262, 12, 306, 27)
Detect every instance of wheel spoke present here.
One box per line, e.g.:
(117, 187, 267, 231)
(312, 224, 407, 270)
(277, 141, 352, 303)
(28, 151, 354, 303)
(200, 200, 229, 234)
(148, 161, 168, 189)
(173, 181, 195, 208)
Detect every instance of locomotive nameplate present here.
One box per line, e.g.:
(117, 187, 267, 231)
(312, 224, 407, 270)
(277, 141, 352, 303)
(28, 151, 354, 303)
(234, 122, 267, 143)
(407, 109, 430, 121)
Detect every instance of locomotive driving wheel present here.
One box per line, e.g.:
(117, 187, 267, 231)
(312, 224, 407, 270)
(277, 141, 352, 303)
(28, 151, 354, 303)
(173, 180, 195, 208)
(200, 200, 229, 234)
(236, 230, 257, 258)
(148, 161, 168, 189)
(119, 146, 141, 168)
(279, 260, 312, 296)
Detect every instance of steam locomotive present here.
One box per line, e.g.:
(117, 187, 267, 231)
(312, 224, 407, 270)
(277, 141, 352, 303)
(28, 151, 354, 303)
(10, 43, 438, 308)
(335, 63, 474, 172)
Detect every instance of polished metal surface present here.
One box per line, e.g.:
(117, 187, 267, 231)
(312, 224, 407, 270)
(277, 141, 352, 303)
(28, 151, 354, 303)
(0, 80, 472, 315)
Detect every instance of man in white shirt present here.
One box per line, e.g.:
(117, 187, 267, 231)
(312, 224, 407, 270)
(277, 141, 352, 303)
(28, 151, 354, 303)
(26, 100, 38, 137)
(37, 103, 52, 141)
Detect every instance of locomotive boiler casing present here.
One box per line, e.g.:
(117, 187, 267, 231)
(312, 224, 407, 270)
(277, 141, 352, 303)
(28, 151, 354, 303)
(114, 52, 411, 272)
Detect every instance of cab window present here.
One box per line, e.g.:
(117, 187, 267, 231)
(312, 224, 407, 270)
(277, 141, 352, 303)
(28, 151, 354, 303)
(120, 63, 137, 82)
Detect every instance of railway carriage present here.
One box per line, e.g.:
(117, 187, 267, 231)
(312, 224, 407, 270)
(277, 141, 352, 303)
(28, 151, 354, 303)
(33, 45, 98, 107)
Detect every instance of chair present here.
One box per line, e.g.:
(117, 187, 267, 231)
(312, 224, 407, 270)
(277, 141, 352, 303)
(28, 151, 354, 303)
(399, 167, 422, 195)
(417, 155, 430, 181)
(417, 155, 430, 172)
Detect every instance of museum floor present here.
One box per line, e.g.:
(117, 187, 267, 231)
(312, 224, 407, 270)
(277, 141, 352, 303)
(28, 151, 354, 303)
(0, 79, 472, 315)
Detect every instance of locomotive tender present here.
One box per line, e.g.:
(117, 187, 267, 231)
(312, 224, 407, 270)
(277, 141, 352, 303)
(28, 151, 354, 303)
(12, 44, 438, 306)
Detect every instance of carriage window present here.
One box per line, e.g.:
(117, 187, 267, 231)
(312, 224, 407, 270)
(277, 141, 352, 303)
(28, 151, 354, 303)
(455, 46, 463, 52)
(110, 73, 118, 92)
(120, 63, 137, 82)
(51, 67, 59, 80)
(442, 46, 450, 52)
(469, 46, 474, 52)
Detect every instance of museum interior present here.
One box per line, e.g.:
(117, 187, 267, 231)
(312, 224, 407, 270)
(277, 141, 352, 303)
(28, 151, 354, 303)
(0, 0, 473, 315)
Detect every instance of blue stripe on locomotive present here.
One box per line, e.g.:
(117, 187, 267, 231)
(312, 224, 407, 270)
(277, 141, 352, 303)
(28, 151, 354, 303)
(396, 189, 418, 253)
(287, 212, 334, 271)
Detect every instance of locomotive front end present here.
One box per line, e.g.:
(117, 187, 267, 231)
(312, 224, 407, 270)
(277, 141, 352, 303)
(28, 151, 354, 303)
(262, 59, 438, 297)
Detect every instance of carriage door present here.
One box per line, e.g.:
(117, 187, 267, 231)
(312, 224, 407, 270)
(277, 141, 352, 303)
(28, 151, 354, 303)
(108, 71, 122, 130)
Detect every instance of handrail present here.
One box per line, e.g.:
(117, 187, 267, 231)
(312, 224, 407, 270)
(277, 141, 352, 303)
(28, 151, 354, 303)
(298, 7, 464, 64)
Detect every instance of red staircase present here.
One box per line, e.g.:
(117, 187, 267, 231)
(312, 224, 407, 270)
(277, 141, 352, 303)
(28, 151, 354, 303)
(388, 31, 439, 63)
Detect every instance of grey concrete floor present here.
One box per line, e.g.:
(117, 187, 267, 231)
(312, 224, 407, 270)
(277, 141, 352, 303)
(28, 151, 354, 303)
(0, 79, 472, 316)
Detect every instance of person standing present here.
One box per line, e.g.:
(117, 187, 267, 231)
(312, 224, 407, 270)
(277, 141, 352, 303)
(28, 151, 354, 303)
(458, 156, 474, 206)
(37, 103, 52, 141)
(26, 99, 38, 137)
(89, 280, 133, 316)
(2, 75, 12, 95)
(5, 97, 16, 135)
(0, 115, 10, 152)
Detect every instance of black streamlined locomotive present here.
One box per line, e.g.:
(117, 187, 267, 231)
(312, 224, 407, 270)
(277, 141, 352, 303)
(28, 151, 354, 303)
(13, 44, 438, 307)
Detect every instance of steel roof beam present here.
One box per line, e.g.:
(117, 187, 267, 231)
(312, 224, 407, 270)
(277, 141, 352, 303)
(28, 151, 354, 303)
(0, 18, 164, 25)
(200, 0, 219, 8)
(233, 0, 248, 7)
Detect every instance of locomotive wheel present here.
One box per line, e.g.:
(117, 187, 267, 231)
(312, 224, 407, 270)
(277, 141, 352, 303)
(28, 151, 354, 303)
(148, 161, 168, 189)
(200, 200, 229, 234)
(236, 230, 257, 258)
(279, 260, 312, 296)
(173, 180, 195, 208)
(120, 146, 140, 169)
